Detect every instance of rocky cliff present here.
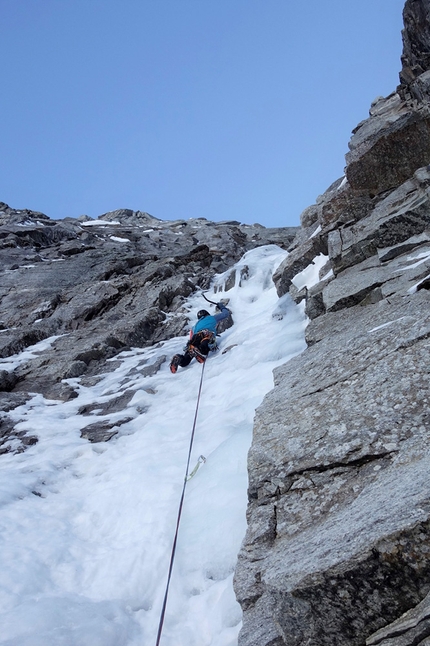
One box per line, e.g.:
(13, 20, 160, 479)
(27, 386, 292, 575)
(0, 207, 297, 451)
(2, 1, 430, 644)
(234, 1, 430, 645)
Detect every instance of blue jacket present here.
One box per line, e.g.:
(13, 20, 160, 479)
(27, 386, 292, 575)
(192, 303, 231, 335)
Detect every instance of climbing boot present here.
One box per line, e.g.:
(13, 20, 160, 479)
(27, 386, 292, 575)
(170, 354, 181, 374)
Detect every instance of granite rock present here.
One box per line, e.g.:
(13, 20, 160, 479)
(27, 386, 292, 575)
(0, 203, 297, 451)
(400, 0, 430, 85)
(235, 2, 430, 645)
(345, 92, 430, 195)
(366, 590, 430, 646)
(235, 292, 430, 646)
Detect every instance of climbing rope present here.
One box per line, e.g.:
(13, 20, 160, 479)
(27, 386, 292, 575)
(155, 360, 206, 646)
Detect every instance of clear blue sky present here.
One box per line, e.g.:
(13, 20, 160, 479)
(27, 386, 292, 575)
(2, 0, 405, 227)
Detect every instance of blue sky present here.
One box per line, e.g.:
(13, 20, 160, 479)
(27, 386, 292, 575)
(2, 0, 405, 227)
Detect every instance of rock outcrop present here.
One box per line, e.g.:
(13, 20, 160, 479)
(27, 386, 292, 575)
(0, 203, 297, 453)
(235, 1, 430, 645)
(2, 2, 430, 643)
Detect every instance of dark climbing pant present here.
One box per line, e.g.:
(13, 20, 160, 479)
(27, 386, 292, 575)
(176, 330, 215, 367)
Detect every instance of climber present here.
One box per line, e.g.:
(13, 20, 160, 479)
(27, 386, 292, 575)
(169, 302, 231, 373)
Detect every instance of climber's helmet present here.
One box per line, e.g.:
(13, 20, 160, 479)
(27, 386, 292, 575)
(197, 309, 210, 320)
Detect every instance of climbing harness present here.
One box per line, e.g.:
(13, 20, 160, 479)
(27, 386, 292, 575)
(194, 329, 217, 348)
(187, 344, 206, 364)
(155, 361, 206, 646)
(187, 329, 217, 362)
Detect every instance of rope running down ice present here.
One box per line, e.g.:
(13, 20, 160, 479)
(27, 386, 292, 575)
(155, 360, 206, 646)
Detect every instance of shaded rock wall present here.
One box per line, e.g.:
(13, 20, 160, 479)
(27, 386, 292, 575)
(235, 1, 430, 645)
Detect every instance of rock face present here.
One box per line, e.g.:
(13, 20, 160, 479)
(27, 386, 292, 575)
(3, 2, 430, 643)
(400, 0, 430, 84)
(235, 1, 430, 645)
(0, 202, 297, 453)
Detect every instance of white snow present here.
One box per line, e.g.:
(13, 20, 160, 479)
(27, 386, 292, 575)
(408, 273, 430, 294)
(0, 245, 307, 646)
(320, 268, 334, 282)
(0, 335, 64, 371)
(80, 220, 121, 227)
(396, 249, 430, 272)
(110, 236, 131, 243)
(292, 253, 328, 290)
(368, 316, 408, 333)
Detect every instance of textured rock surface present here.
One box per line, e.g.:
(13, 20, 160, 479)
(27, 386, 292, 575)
(341, 0, 430, 197)
(236, 2, 430, 645)
(400, 0, 430, 85)
(0, 203, 297, 452)
(236, 292, 430, 645)
(366, 590, 430, 645)
(3, 2, 430, 644)
(345, 92, 430, 195)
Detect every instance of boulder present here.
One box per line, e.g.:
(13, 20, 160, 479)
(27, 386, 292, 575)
(300, 204, 319, 228)
(273, 233, 327, 297)
(345, 91, 430, 195)
(328, 167, 430, 275)
(319, 181, 374, 228)
(62, 361, 87, 379)
(80, 418, 133, 443)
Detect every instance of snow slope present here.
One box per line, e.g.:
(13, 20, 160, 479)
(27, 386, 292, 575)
(0, 245, 307, 646)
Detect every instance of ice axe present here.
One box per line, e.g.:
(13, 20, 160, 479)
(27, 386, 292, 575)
(202, 291, 230, 312)
(202, 292, 218, 306)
